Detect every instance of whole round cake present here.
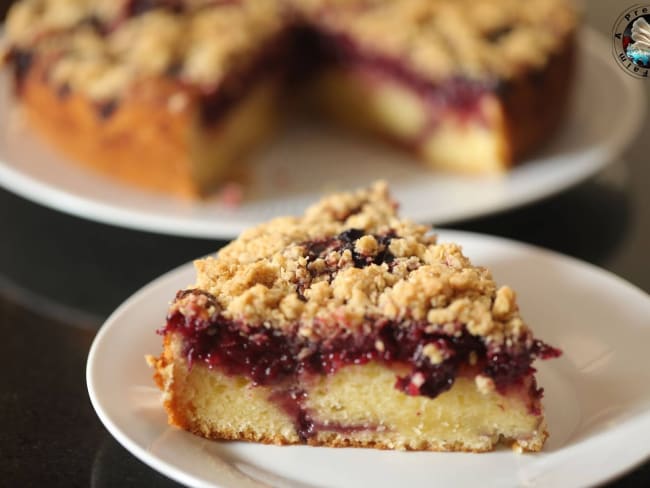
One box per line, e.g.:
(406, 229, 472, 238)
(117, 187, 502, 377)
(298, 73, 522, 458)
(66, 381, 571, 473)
(2, 0, 578, 197)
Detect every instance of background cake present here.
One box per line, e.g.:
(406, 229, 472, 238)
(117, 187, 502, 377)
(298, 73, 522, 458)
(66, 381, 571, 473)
(2, 0, 577, 197)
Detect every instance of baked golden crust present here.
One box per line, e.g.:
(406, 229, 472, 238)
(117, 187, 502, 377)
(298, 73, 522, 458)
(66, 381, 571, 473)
(185, 424, 546, 453)
(16, 56, 283, 196)
(18, 60, 202, 195)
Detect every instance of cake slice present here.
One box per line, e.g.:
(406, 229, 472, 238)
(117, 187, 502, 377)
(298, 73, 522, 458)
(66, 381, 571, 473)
(148, 182, 560, 452)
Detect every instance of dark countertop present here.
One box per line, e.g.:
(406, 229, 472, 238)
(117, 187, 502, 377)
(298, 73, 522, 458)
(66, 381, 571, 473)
(1, 1, 648, 486)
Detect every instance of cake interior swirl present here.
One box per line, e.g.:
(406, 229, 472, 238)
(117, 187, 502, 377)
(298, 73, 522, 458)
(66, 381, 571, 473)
(148, 182, 560, 451)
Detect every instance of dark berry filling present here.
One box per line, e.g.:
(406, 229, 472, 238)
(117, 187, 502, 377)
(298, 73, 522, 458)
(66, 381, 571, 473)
(393, 334, 483, 397)
(484, 339, 560, 391)
(8, 13, 499, 129)
(162, 290, 560, 402)
(123, 0, 185, 18)
(162, 288, 560, 437)
(118, 1, 244, 29)
(296, 228, 396, 299)
(315, 30, 495, 124)
(96, 99, 119, 120)
(484, 25, 514, 44)
(6, 48, 34, 93)
(57, 83, 72, 100)
(198, 29, 292, 127)
(270, 388, 381, 441)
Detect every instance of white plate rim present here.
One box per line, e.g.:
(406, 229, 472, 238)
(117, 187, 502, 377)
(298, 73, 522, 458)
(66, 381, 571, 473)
(86, 230, 650, 488)
(0, 26, 646, 239)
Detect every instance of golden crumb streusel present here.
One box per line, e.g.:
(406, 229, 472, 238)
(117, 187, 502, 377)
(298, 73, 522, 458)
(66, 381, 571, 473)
(305, 0, 577, 80)
(3, 0, 284, 100)
(3, 0, 577, 100)
(184, 182, 531, 350)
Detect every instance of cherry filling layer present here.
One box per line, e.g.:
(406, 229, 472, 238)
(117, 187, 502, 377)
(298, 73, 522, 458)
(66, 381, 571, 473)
(162, 289, 560, 402)
(295, 228, 397, 300)
(121, 0, 241, 18)
(5, 48, 34, 94)
(9, 19, 495, 127)
(269, 388, 385, 441)
(122, 0, 185, 18)
(197, 29, 293, 127)
(314, 30, 496, 127)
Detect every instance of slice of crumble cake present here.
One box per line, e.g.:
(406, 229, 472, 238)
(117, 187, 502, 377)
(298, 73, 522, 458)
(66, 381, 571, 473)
(148, 182, 560, 451)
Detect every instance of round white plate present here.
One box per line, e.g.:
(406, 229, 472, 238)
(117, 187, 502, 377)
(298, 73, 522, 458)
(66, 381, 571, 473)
(87, 230, 650, 488)
(0, 29, 643, 239)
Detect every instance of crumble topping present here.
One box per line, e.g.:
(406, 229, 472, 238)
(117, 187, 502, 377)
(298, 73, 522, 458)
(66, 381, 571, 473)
(307, 0, 577, 81)
(3, 0, 284, 100)
(421, 343, 447, 365)
(3, 0, 577, 100)
(186, 181, 531, 351)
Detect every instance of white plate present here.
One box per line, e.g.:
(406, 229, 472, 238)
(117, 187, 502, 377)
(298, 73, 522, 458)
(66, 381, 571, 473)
(87, 230, 650, 488)
(0, 28, 643, 239)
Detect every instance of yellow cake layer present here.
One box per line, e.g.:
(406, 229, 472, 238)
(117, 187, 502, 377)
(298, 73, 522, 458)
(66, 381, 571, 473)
(311, 68, 510, 173)
(151, 336, 546, 452)
(191, 77, 283, 195)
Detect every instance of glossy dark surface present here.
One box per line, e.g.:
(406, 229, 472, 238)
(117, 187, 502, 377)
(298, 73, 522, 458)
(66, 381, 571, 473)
(1, 1, 649, 486)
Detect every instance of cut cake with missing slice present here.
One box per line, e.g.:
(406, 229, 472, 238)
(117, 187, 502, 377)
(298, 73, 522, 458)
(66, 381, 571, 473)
(2, 0, 577, 196)
(148, 182, 560, 452)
